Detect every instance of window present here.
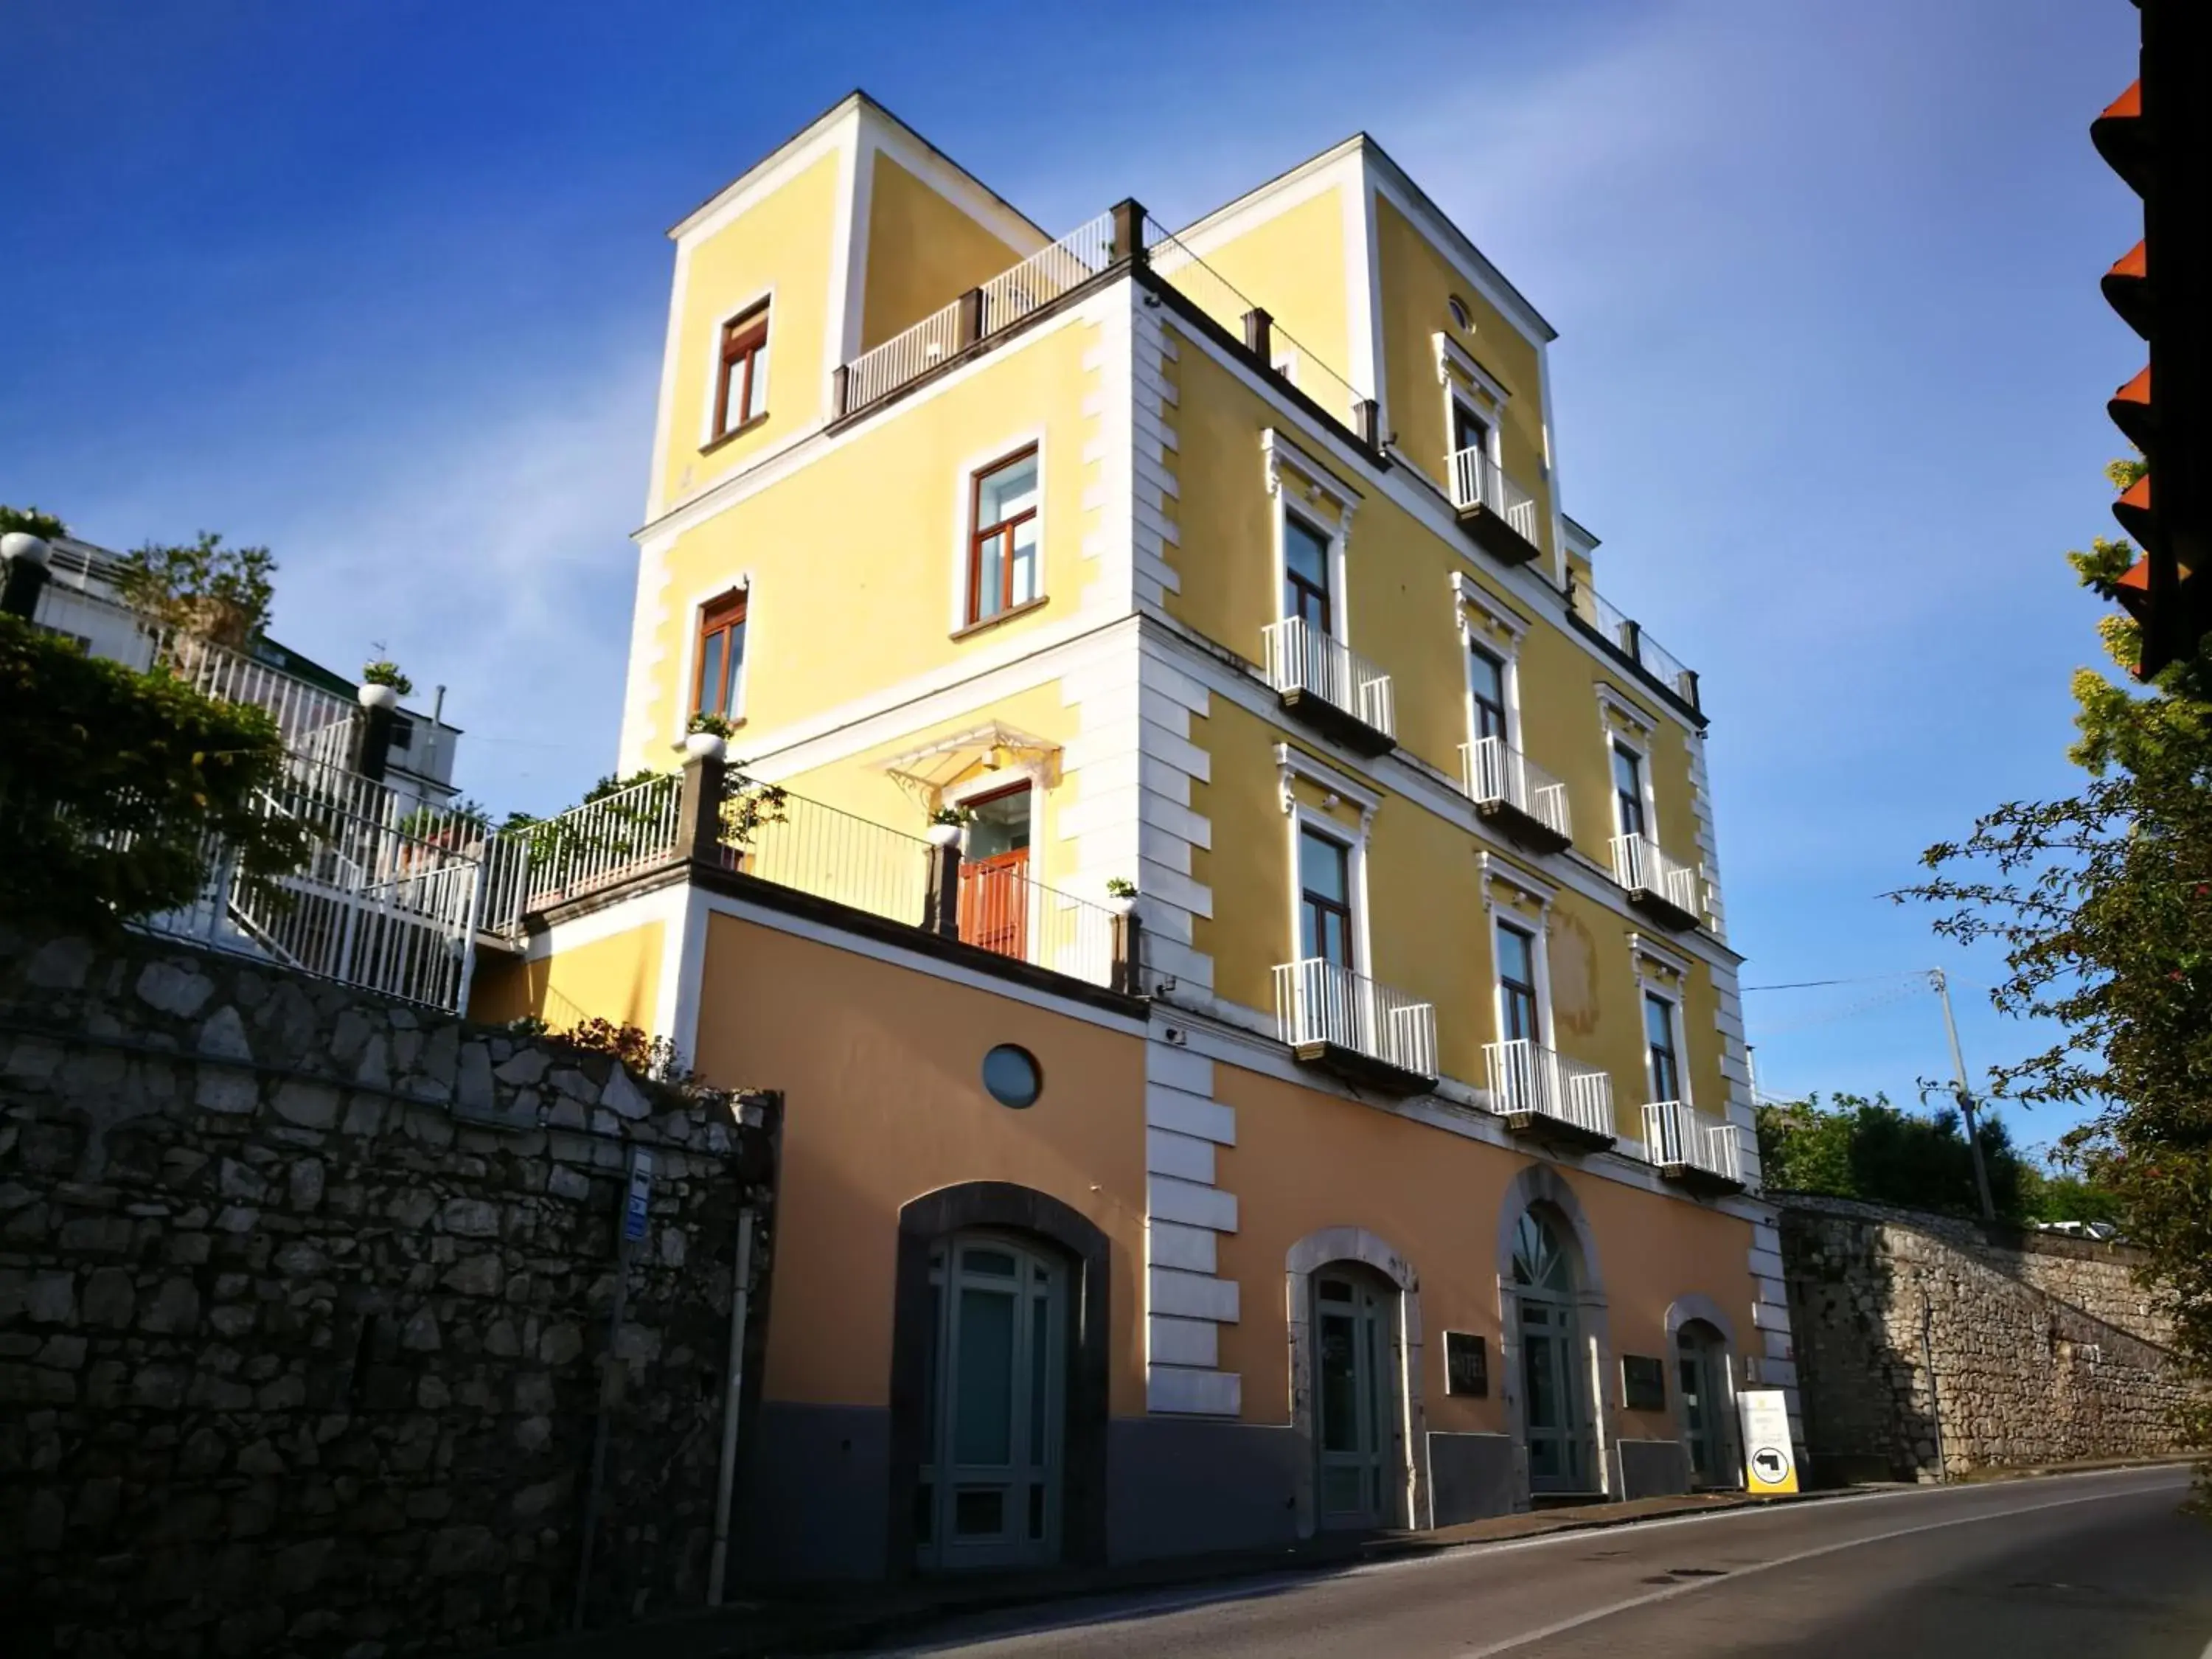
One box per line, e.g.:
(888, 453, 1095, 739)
(1611, 742, 1646, 840)
(1496, 921, 1540, 1043)
(1298, 827, 1354, 968)
(981, 1044, 1043, 1110)
(968, 448, 1040, 626)
(1452, 398, 1492, 462)
(713, 303, 771, 439)
(1644, 992, 1682, 1104)
(1447, 295, 1472, 330)
(692, 588, 748, 721)
(1469, 646, 1509, 744)
(1282, 512, 1333, 633)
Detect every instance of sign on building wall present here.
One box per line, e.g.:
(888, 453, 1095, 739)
(1738, 1388, 1798, 1495)
(1444, 1332, 1488, 1397)
(1621, 1354, 1667, 1413)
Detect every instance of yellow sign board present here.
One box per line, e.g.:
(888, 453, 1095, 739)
(1738, 1388, 1800, 1495)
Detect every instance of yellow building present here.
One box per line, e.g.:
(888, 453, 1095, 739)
(475, 91, 1798, 1580)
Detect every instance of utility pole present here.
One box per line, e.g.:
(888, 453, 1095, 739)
(1930, 969, 1996, 1222)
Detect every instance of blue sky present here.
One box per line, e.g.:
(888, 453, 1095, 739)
(1, 1, 2141, 1157)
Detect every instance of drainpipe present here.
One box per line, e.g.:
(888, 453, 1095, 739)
(708, 1206, 758, 1607)
(1919, 1285, 1948, 1482)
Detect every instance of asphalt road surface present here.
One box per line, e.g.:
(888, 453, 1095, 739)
(877, 1467, 2211, 1658)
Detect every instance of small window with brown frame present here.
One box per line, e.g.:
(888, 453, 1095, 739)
(712, 302, 771, 441)
(967, 445, 1040, 627)
(692, 588, 748, 722)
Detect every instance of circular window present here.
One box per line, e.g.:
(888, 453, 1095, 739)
(981, 1044, 1043, 1109)
(1447, 295, 1472, 330)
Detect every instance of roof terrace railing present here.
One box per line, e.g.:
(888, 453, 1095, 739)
(1570, 580, 1700, 712)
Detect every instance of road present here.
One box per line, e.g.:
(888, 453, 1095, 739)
(877, 1467, 2211, 1658)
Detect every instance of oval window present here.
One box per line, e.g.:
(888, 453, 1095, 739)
(981, 1044, 1043, 1109)
(1447, 295, 1472, 330)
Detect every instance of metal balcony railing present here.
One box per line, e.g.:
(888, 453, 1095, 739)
(1447, 447, 1543, 549)
(1642, 1099, 1741, 1182)
(1273, 958, 1439, 1079)
(1610, 832, 1705, 922)
(839, 212, 1118, 414)
(1459, 736, 1571, 841)
(1483, 1037, 1615, 1138)
(155, 632, 363, 769)
(1571, 582, 1700, 711)
(1260, 617, 1394, 738)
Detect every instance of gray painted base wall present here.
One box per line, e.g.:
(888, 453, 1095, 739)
(1107, 1417, 1304, 1561)
(734, 1402, 891, 1583)
(1427, 1433, 1517, 1526)
(1618, 1438, 1691, 1500)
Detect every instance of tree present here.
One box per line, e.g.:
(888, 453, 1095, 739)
(0, 615, 307, 930)
(113, 531, 277, 647)
(1756, 1093, 2027, 1219)
(0, 505, 68, 541)
(1899, 461, 2212, 1511)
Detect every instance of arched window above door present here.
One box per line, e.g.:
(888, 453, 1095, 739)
(1511, 1210, 1575, 1294)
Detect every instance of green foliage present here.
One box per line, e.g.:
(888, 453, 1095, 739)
(1105, 876, 1138, 898)
(1756, 1093, 2026, 1219)
(0, 614, 308, 928)
(686, 710, 735, 738)
(361, 658, 414, 696)
(1, 504, 68, 541)
(114, 532, 276, 647)
(2016, 1167, 2126, 1228)
(1896, 459, 2212, 1509)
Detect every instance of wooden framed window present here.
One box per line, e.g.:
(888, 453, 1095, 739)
(713, 303, 771, 439)
(692, 588, 748, 720)
(1282, 512, 1333, 633)
(1470, 645, 1509, 744)
(968, 447, 1039, 625)
(1496, 922, 1540, 1043)
(1298, 827, 1354, 969)
(1611, 742, 1647, 841)
(1644, 992, 1682, 1104)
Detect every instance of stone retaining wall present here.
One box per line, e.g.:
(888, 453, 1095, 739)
(0, 925, 778, 1657)
(1778, 1194, 2191, 1482)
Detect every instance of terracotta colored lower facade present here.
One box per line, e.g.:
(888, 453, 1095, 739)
(476, 872, 1775, 1583)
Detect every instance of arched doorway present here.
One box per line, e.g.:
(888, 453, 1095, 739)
(888, 1183, 1110, 1576)
(916, 1231, 1067, 1569)
(1674, 1319, 1731, 1489)
(1511, 1208, 1597, 1493)
(1311, 1264, 1398, 1528)
(1285, 1226, 1429, 1536)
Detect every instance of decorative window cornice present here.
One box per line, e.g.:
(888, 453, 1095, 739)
(1630, 931, 1694, 980)
(1433, 331, 1511, 410)
(1275, 741, 1379, 828)
(1262, 428, 1360, 530)
(1453, 571, 1531, 644)
(1479, 849, 1555, 908)
(1596, 682, 1657, 740)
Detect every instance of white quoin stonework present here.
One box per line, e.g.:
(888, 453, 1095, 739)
(1143, 1031, 1241, 1415)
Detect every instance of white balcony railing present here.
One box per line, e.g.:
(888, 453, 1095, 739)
(1459, 736, 1571, 841)
(1447, 447, 1543, 549)
(1610, 832, 1705, 923)
(1273, 959, 1439, 1079)
(156, 633, 362, 769)
(840, 212, 1117, 412)
(1483, 1037, 1615, 1138)
(1571, 582, 1700, 709)
(1261, 617, 1395, 737)
(1642, 1099, 1741, 1182)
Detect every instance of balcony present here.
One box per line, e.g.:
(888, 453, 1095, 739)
(1570, 581, 1701, 716)
(1642, 1100, 1745, 1197)
(1459, 736, 1573, 856)
(1447, 447, 1545, 566)
(1273, 958, 1439, 1095)
(1260, 618, 1396, 757)
(1482, 1038, 1617, 1153)
(1609, 833, 1705, 933)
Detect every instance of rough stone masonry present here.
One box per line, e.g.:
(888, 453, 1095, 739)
(0, 923, 777, 1657)
(1778, 1194, 2194, 1484)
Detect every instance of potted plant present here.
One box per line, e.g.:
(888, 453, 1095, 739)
(1104, 876, 1138, 916)
(927, 804, 970, 846)
(359, 656, 412, 710)
(684, 710, 734, 759)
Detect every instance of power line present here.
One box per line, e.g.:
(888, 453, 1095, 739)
(1742, 970, 1931, 992)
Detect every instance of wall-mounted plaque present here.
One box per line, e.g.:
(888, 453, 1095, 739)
(1621, 1354, 1668, 1412)
(1444, 1331, 1488, 1397)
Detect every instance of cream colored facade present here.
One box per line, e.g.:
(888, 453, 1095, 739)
(483, 92, 1798, 1576)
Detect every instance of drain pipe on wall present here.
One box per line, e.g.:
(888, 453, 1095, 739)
(708, 1206, 758, 1607)
(1919, 1285, 1948, 1482)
